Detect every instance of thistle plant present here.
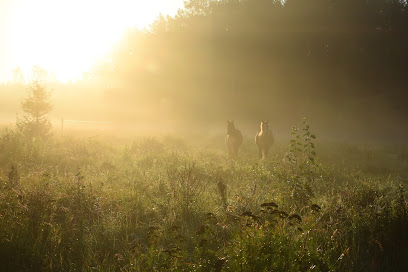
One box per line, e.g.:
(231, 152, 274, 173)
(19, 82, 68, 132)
(286, 117, 318, 204)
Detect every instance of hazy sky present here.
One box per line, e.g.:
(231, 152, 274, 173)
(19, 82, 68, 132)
(0, 0, 184, 83)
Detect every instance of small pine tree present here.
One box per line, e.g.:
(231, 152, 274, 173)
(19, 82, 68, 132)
(17, 66, 53, 139)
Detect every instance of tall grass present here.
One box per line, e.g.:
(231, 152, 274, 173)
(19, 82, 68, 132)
(0, 128, 407, 271)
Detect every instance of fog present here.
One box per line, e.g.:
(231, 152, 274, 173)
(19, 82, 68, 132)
(1, 0, 408, 144)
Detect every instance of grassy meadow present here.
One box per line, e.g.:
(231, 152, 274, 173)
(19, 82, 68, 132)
(0, 121, 407, 272)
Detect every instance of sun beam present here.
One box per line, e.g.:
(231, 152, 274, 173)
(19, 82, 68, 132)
(4, 0, 182, 83)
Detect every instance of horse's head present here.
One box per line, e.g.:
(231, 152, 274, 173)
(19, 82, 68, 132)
(261, 121, 269, 132)
(227, 120, 235, 134)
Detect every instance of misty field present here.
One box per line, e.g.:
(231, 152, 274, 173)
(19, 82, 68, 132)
(0, 124, 407, 272)
(2, 0, 408, 271)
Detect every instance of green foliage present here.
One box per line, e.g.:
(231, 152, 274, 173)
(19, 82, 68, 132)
(0, 126, 407, 271)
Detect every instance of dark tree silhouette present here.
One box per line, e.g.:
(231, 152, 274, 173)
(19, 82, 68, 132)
(17, 66, 53, 139)
(94, 0, 408, 140)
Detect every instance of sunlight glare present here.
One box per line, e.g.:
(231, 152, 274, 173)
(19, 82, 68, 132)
(7, 0, 173, 82)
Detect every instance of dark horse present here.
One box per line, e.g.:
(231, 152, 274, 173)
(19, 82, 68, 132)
(255, 121, 274, 159)
(226, 121, 243, 158)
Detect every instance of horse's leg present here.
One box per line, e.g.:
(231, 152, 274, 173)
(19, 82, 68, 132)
(264, 147, 269, 159)
(258, 147, 263, 159)
(229, 147, 234, 158)
(227, 140, 233, 158)
(229, 145, 236, 158)
(262, 149, 266, 160)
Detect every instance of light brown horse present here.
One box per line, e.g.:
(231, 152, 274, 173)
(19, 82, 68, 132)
(255, 121, 274, 159)
(226, 121, 243, 158)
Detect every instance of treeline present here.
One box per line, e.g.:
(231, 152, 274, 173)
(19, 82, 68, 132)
(97, 0, 408, 140)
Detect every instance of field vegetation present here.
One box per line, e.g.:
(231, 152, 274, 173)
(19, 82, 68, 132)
(1, 0, 408, 271)
(0, 119, 407, 271)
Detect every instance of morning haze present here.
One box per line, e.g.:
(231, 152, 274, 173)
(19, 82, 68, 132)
(0, 1, 407, 271)
(1, 0, 407, 142)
